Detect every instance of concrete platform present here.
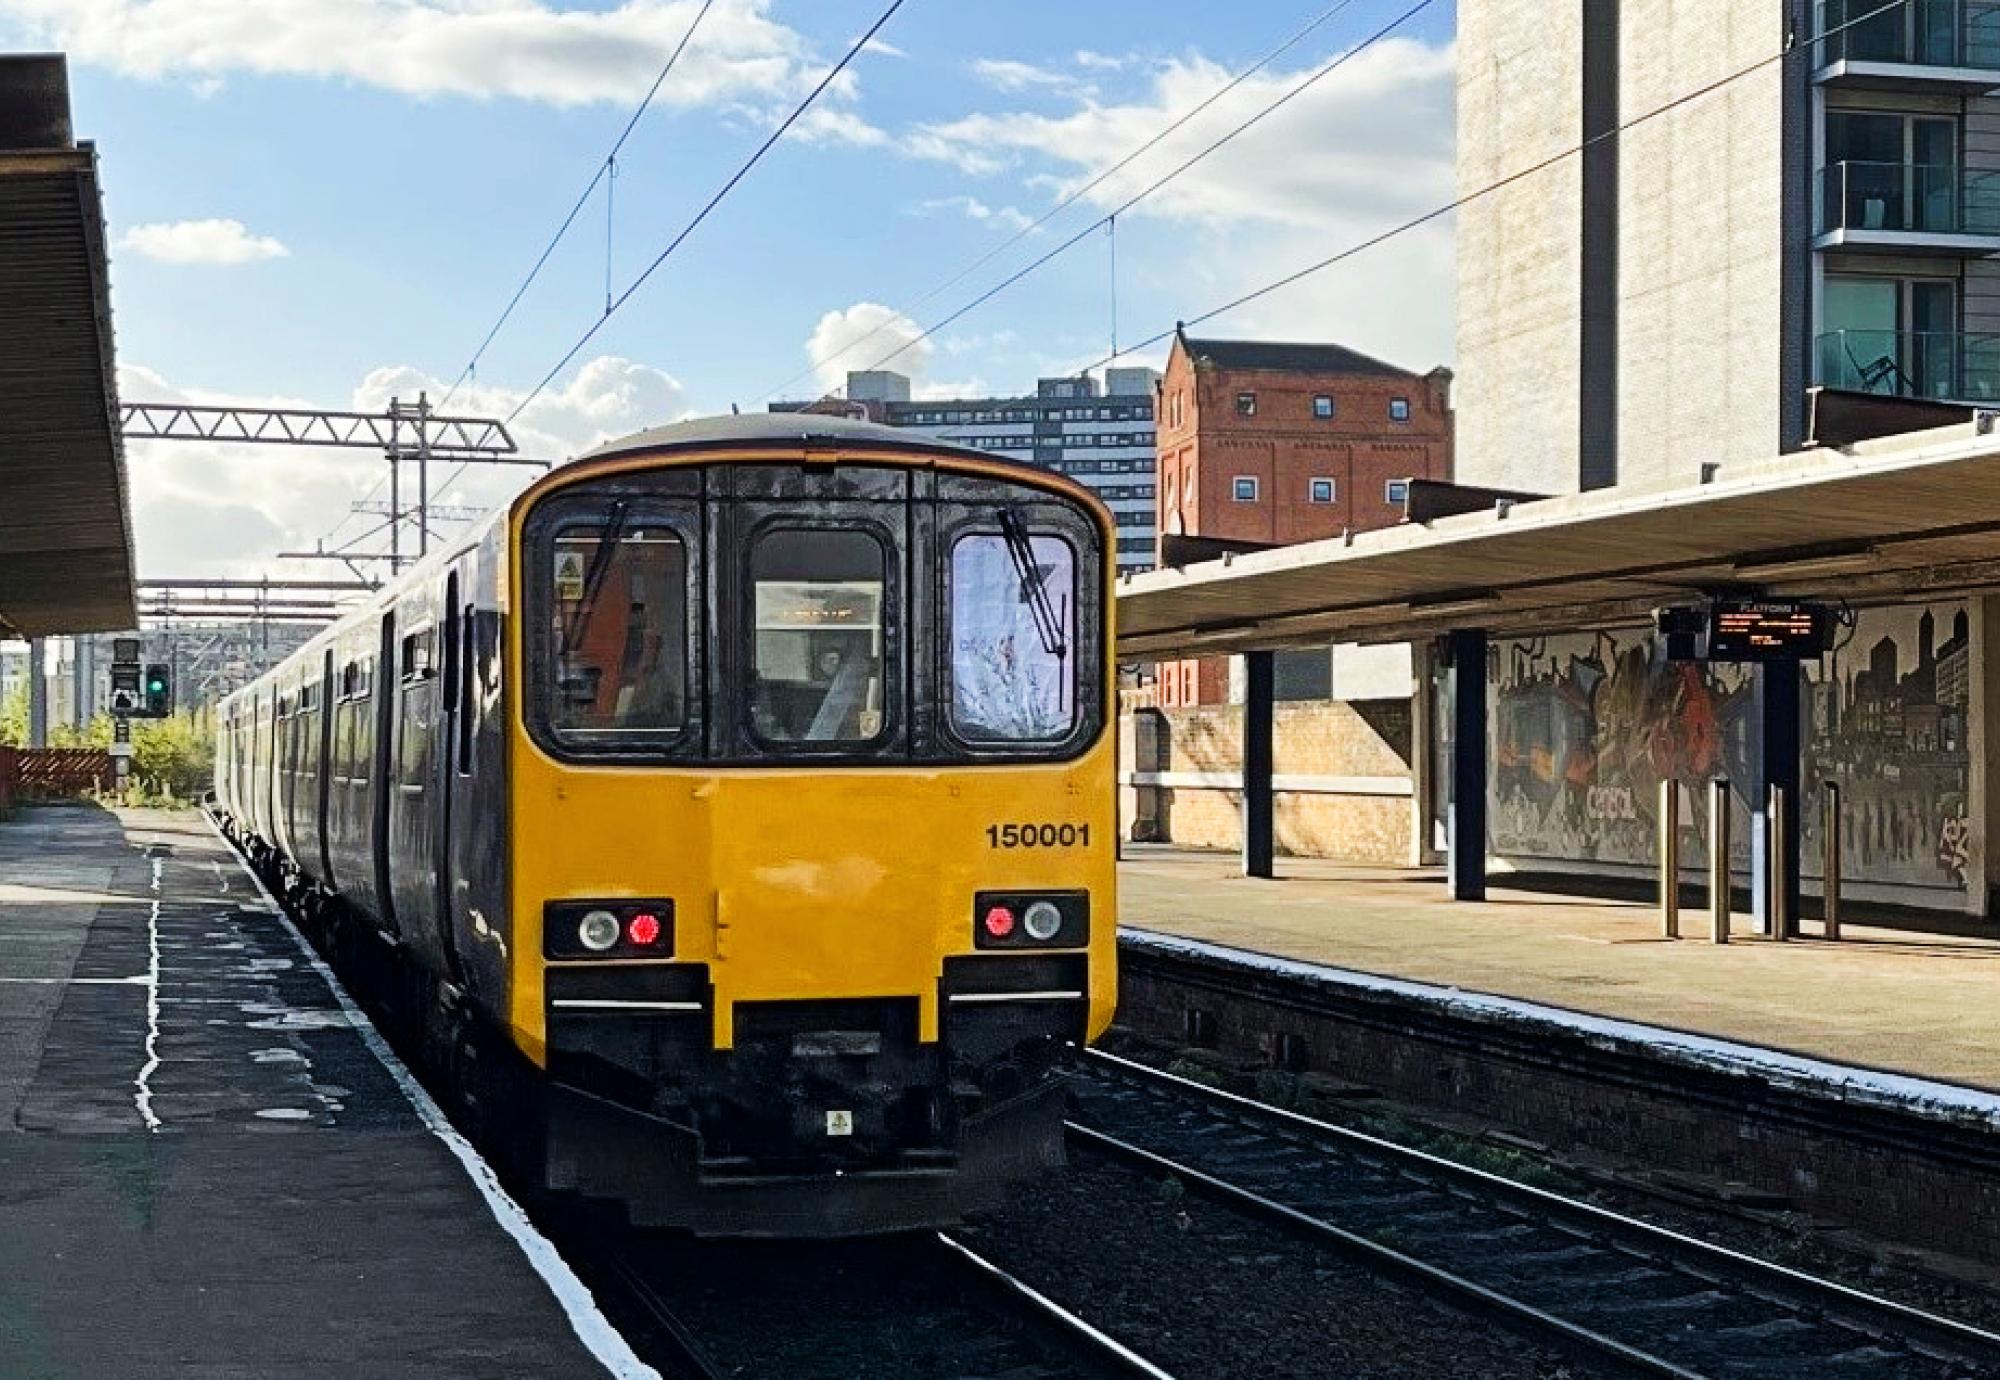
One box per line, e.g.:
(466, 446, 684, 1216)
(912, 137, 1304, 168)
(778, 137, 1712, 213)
(0, 804, 648, 1379)
(1119, 846, 2000, 1091)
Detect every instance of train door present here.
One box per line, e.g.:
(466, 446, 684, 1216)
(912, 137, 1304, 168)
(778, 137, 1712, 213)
(435, 569, 467, 984)
(372, 609, 398, 937)
(316, 647, 335, 885)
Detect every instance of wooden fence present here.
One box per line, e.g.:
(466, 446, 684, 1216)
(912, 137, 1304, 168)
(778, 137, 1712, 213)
(4, 747, 112, 803)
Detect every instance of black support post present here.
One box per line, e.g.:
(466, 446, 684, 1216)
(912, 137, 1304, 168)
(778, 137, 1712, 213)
(1750, 656, 1802, 938)
(1242, 650, 1275, 879)
(1448, 629, 1488, 902)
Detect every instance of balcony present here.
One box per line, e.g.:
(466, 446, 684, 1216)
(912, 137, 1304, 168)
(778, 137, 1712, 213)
(1814, 0, 2000, 89)
(1814, 161, 2000, 254)
(1816, 329, 2000, 404)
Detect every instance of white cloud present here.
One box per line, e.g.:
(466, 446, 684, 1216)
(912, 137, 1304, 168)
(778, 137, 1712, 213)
(794, 106, 889, 148)
(916, 195, 1033, 233)
(122, 355, 693, 579)
(909, 39, 1455, 231)
(119, 218, 289, 266)
(971, 58, 1077, 94)
(1074, 50, 1128, 72)
(804, 302, 934, 397)
(894, 38, 1459, 385)
(4, 0, 868, 114)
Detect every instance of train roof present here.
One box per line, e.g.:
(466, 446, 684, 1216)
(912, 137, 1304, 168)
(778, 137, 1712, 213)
(578, 411, 994, 465)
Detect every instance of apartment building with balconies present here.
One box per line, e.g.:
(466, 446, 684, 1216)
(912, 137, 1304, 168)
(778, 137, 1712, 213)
(1457, 0, 2000, 494)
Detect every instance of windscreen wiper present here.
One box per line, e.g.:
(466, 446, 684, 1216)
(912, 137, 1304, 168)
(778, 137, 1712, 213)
(999, 506, 1067, 660)
(562, 499, 630, 652)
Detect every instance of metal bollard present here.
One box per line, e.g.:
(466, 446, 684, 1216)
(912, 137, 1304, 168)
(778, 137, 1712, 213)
(1658, 778, 1680, 939)
(1823, 780, 1842, 942)
(1709, 778, 1731, 944)
(1769, 784, 1791, 942)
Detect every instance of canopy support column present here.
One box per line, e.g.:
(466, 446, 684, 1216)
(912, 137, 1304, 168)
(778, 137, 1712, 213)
(1242, 650, 1275, 879)
(1448, 628, 1488, 901)
(1751, 656, 1802, 938)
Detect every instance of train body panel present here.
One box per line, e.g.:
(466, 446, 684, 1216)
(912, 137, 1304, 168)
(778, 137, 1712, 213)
(216, 413, 1115, 1236)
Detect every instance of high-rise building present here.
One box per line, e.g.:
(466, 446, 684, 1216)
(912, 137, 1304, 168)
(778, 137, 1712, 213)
(1449, 1, 2000, 921)
(774, 370, 1161, 571)
(1455, 0, 2000, 496)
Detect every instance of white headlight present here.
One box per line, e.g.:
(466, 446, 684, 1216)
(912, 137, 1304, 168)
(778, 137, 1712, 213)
(577, 909, 621, 952)
(1023, 900, 1063, 942)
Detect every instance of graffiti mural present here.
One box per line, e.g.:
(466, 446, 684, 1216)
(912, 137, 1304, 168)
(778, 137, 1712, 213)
(1801, 604, 1971, 891)
(1489, 603, 1970, 894)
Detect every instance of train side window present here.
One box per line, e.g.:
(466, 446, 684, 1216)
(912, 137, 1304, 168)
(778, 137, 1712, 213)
(549, 524, 688, 738)
(946, 530, 1078, 743)
(401, 628, 435, 683)
(748, 528, 888, 746)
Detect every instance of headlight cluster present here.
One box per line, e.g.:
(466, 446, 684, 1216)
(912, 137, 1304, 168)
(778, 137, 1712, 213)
(544, 900, 675, 959)
(973, 891, 1088, 950)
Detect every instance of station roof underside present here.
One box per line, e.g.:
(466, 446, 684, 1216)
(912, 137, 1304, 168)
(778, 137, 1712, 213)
(1115, 422, 2000, 660)
(0, 95, 134, 639)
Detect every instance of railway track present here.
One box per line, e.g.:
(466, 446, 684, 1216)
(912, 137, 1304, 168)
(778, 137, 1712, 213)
(1069, 1048, 2000, 1380)
(591, 1225, 1177, 1380)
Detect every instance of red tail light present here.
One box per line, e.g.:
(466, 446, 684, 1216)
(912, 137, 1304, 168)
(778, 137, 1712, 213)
(627, 911, 663, 946)
(982, 904, 1017, 939)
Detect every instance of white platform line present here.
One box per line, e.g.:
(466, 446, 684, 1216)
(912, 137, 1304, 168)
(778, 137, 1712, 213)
(200, 813, 660, 1380)
(133, 857, 163, 1133)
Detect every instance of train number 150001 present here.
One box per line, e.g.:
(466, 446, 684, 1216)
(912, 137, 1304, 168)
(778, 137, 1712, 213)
(986, 822, 1090, 849)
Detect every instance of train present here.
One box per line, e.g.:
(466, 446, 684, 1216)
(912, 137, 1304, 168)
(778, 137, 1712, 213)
(212, 412, 1118, 1236)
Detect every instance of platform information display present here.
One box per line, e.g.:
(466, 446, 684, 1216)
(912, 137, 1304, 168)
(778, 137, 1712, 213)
(1705, 599, 1832, 661)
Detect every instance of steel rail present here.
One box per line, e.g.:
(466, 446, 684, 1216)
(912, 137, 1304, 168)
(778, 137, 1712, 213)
(596, 1252, 731, 1380)
(934, 1232, 1180, 1380)
(1079, 1047, 2000, 1373)
(1064, 1118, 1702, 1379)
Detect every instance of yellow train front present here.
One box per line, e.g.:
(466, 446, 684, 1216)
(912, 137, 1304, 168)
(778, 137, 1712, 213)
(215, 413, 1117, 1236)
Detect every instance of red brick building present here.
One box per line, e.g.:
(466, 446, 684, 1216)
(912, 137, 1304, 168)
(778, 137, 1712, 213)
(1155, 331, 1454, 706)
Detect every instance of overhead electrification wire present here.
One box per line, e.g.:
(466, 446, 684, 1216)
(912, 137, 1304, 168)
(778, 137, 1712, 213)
(833, 0, 1437, 390)
(439, 0, 718, 411)
(756, 0, 1371, 403)
(1067, 0, 1911, 380)
(315, 0, 716, 550)
(501, 0, 914, 429)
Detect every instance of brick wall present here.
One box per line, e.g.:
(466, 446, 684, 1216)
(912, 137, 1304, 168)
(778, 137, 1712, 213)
(1155, 334, 1450, 706)
(1122, 700, 1416, 864)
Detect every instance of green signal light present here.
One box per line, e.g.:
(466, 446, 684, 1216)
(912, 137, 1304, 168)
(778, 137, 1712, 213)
(147, 679, 165, 692)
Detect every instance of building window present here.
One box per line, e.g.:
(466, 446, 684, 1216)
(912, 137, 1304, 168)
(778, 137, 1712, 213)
(1389, 396, 1411, 422)
(1313, 395, 1334, 420)
(1385, 479, 1410, 505)
(1236, 391, 1257, 417)
(1308, 478, 1335, 504)
(1232, 475, 1259, 502)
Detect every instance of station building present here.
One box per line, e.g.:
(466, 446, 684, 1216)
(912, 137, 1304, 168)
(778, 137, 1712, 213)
(1122, 0, 2000, 930)
(1151, 332, 1454, 707)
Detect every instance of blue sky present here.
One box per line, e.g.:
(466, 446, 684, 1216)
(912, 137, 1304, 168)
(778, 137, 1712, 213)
(3, 0, 1458, 575)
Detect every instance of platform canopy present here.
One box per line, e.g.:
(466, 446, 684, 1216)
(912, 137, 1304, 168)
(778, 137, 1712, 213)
(1117, 420, 2000, 660)
(0, 55, 133, 639)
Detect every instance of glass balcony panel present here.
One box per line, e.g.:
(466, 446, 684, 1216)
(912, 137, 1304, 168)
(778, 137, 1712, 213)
(1816, 162, 2000, 236)
(1817, 0, 2000, 69)
(1816, 330, 2000, 402)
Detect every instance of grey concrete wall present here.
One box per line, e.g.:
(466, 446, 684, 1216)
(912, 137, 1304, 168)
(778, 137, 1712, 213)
(1615, 0, 1789, 488)
(1454, 0, 1584, 495)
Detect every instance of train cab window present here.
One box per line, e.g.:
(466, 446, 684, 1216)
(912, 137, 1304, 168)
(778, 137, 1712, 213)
(748, 528, 887, 746)
(948, 529, 1077, 743)
(549, 524, 688, 739)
